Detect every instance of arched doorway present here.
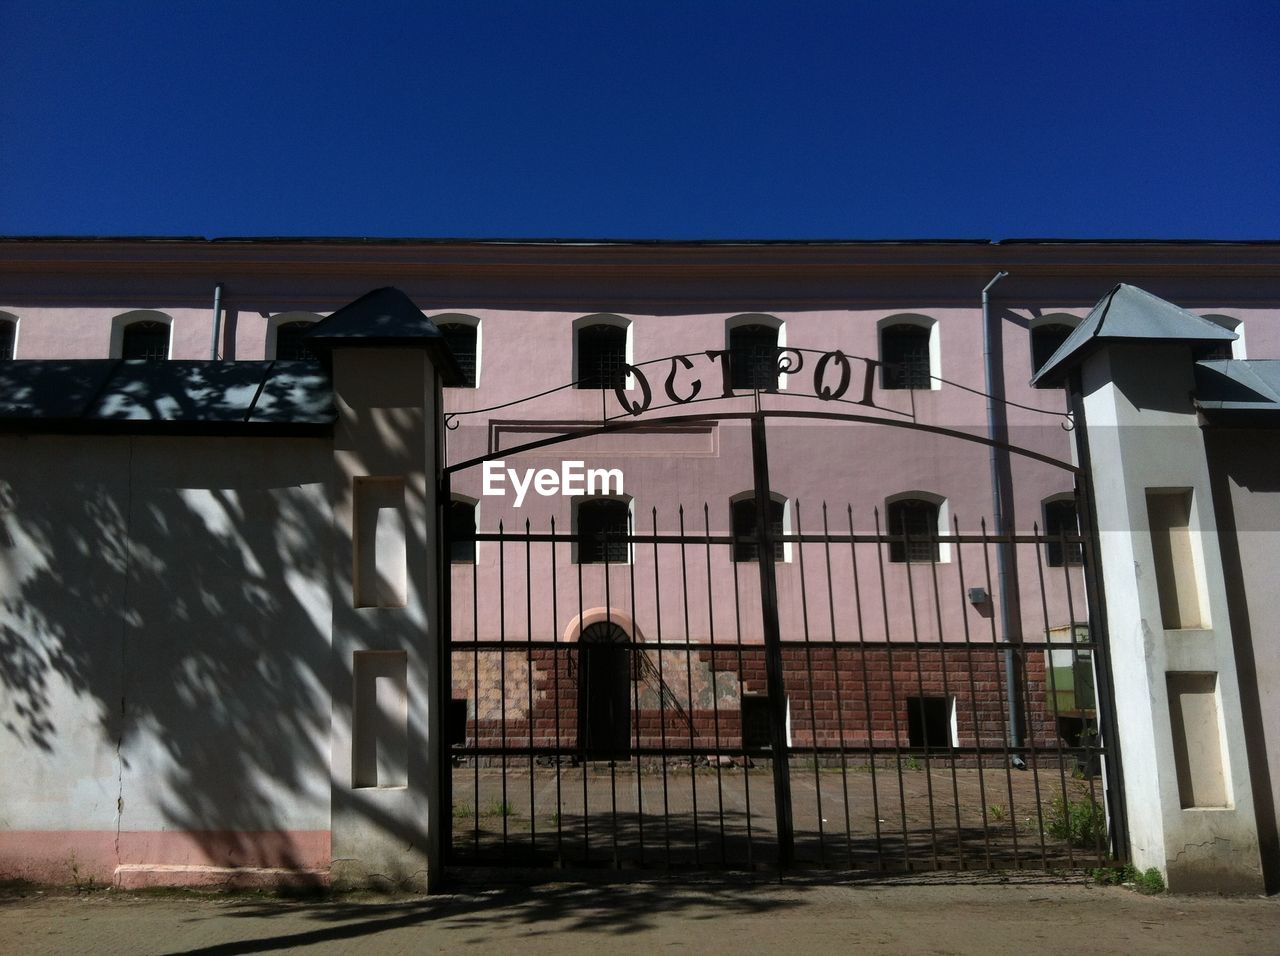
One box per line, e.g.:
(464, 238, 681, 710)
(577, 620, 631, 760)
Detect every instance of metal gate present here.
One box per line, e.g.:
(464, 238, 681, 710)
(439, 359, 1125, 875)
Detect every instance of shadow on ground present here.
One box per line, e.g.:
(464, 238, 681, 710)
(113, 869, 1092, 956)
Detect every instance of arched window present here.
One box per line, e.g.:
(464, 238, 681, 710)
(438, 322, 478, 387)
(886, 497, 940, 563)
(729, 324, 779, 391)
(1031, 323, 1076, 374)
(575, 497, 631, 564)
(274, 321, 317, 361)
(121, 320, 170, 361)
(577, 620, 632, 759)
(576, 323, 628, 390)
(880, 323, 933, 389)
(1043, 497, 1083, 567)
(1201, 314, 1245, 360)
(0, 318, 15, 360)
(731, 494, 786, 562)
(448, 498, 478, 564)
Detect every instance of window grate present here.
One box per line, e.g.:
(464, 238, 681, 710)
(577, 498, 630, 563)
(121, 321, 170, 361)
(439, 323, 478, 387)
(729, 324, 780, 390)
(576, 324, 627, 390)
(275, 321, 316, 361)
(731, 496, 785, 562)
(1031, 323, 1075, 374)
(887, 498, 939, 563)
(1044, 498, 1083, 567)
(881, 325, 931, 389)
(448, 499, 477, 563)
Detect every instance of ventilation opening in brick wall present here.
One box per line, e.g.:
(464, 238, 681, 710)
(447, 698, 469, 748)
(741, 694, 772, 749)
(907, 696, 954, 751)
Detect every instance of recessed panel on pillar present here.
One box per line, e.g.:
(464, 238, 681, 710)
(1167, 671, 1230, 809)
(353, 650, 409, 789)
(353, 476, 408, 608)
(1146, 489, 1206, 629)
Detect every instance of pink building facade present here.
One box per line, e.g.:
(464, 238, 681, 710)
(1, 238, 1277, 889)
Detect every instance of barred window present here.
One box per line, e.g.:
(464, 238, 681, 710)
(1043, 497, 1083, 567)
(448, 499, 477, 564)
(121, 321, 170, 361)
(438, 323, 478, 387)
(729, 324, 779, 391)
(881, 324, 931, 389)
(576, 497, 630, 564)
(576, 324, 627, 390)
(0, 320, 14, 360)
(275, 321, 317, 361)
(1031, 323, 1075, 374)
(887, 497, 939, 563)
(731, 496, 785, 562)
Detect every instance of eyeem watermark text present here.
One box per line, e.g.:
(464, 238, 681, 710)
(482, 460, 624, 507)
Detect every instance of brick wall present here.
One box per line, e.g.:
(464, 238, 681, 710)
(451, 642, 1070, 758)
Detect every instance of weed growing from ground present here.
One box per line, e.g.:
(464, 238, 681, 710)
(1088, 863, 1165, 894)
(1047, 793, 1106, 848)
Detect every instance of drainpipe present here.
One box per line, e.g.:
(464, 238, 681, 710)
(982, 271, 1024, 764)
(210, 283, 224, 360)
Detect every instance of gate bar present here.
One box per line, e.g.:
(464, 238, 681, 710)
(750, 413, 794, 866)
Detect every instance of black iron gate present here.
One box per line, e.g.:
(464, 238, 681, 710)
(440, 400, 1125, 875)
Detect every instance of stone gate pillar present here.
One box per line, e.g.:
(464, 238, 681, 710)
(306, 288, 463, 891)
(1035, 284, 1265, 893)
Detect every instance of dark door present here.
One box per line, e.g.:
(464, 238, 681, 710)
(578, 622, 631, 759)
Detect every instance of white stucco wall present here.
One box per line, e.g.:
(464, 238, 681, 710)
(0, 434, 334, 884)
(1205, 428, 1280, 894)
(1081, 345, 1265, 893)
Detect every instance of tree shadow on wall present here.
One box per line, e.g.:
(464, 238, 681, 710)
(0, 405, 424, 877)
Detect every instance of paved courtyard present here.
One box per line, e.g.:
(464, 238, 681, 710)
(451, 764, 1105, 871)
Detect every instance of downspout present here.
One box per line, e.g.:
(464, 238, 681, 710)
(210, 282, 224, 360)
(982, 271, 1024, 763)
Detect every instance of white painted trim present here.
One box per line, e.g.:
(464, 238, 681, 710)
(1028, 312, 1084, 331)
(109, 310, 173, 359)
(1201, 314, 1246, 359)
(1040, 490, 1083, 567)
(0, 311, 18, 359)
(1028, 313, 1084, 373)
(572, 313, 633, 389)
(729, 489, 793, 563)
(265, 311, 324, 360)
(725, 313, 788, 390)
(449, 493, 480, 566)
(571, 493, 636, 565)
(884, 490, 950, 563)
(432, 313, 483, 387)
(877, 314, 940, 390)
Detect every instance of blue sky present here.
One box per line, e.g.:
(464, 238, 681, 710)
(2, 2, 1277, 239)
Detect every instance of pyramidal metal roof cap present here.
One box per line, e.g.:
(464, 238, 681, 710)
(1194, 359, 1280, 412)
(1031, 283, 1238, 387)
(303, 286, 466, 385)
